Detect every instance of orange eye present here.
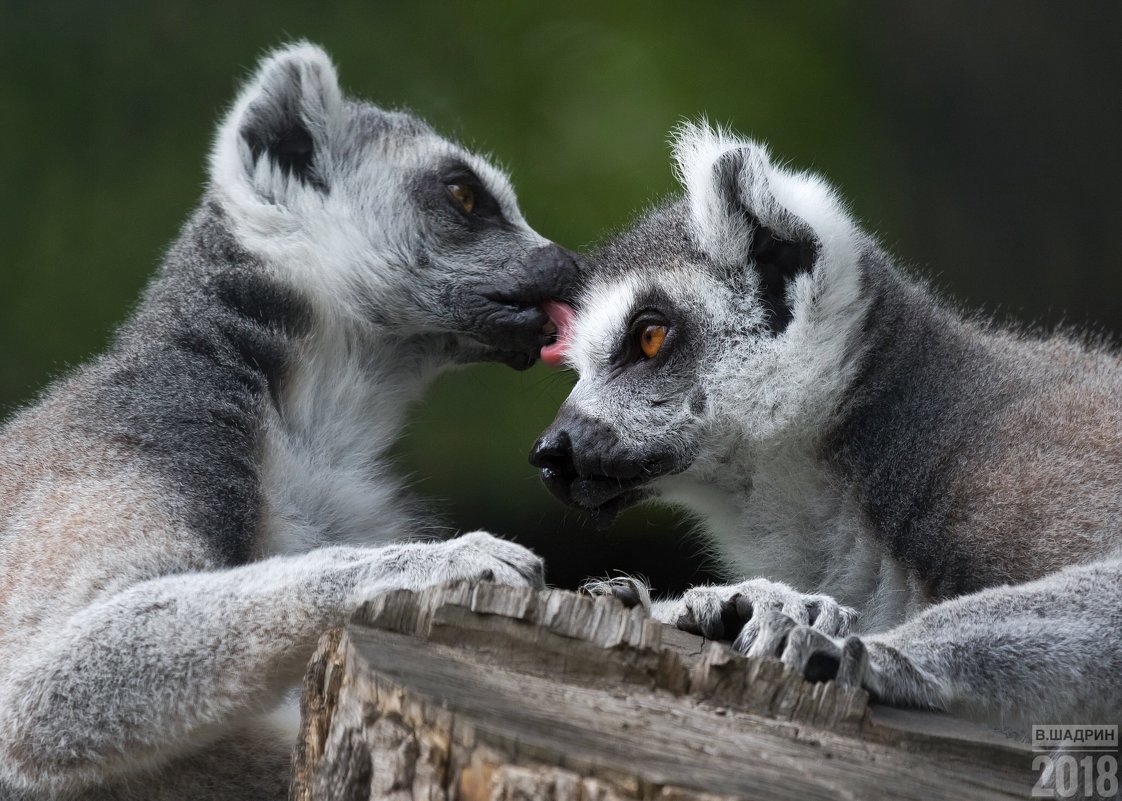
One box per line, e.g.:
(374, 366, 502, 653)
(639, 324, 668, 359)
(448, 183, 475, 214)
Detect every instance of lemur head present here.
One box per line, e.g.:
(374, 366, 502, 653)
(531, 123, 872, 524)
(209, 42, 578, 369)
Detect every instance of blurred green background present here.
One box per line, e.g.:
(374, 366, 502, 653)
(2, 2, 1120, 594)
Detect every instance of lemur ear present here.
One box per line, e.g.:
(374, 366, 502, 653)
(712, 148, 817, 334)
(674, 123, 831, 335)
(211, 42, 343, 194)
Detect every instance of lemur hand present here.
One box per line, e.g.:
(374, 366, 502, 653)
(342, 531, 545, 609)
(584, 576, 857, 644)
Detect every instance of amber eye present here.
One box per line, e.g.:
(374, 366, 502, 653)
(639, 324, 668, 359)
(447, 183, 475, 214)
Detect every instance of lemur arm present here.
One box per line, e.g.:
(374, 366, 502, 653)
(770, 557, 1122, 730)
(589, 559, 1121, 731)
(0, 533, 542, 796)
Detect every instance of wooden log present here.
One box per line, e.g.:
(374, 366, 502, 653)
(292, 583, 1034, 800)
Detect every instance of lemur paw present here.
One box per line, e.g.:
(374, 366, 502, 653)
(348, 531, 545, 606)
(432, 530, 546, 589)
(660, 579, 857, 644)
(763, 624, 947, 709)
(580, 575, 654, 610)
(579, 576, 857, 650)
(575, 577, 941, 708)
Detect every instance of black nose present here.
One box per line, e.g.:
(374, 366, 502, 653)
(529, 429, 575, 476)
(529, 429, 579, 506)
(529, 244, 583, 301)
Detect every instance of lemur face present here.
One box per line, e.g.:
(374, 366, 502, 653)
(212, 44, 579, 369)
(530, 203, 720, 525)
(531, 125, 869, 524)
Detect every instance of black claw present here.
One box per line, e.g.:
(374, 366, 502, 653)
(804, 650, 841, 683)
(676, 612, 704, 637)
(805, 599, 821, 627)
(700, 613, 728, 641)
(612, 581, 643, 609)
(837, 636, 869, 689)
(718, 594, 748, 641)
(733, 595, 753, 620)
(773, 630, 792, 659)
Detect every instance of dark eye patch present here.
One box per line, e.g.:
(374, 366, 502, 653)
(436, 162, 505, 224)
(409, 159, 510, 233)
(609, 289, 682, 374)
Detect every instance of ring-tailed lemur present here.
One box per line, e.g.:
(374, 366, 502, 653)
(0, 43, 579, 800)
(530, 123, 1122, 735)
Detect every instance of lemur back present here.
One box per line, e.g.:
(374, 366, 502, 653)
(0, 43, 576, 800)
(830, 257, 1122, 597)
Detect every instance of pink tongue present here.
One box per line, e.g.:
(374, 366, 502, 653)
(540, 300, 575, 368)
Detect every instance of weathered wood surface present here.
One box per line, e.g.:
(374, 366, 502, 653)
(292, 582, 1034, 800)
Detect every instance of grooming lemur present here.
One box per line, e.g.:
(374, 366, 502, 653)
(0, 44, 579, 800)
(531, 123, 1122, 734)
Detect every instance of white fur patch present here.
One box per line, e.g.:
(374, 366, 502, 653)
(567, 273, 643, 376)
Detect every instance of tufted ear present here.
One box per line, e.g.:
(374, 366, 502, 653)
(211, 42, 343, 195)
(711, 147, 817, 334)
(673, 122, 857, 335)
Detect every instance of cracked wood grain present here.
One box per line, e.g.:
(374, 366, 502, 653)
(292, 583, 1033, 800)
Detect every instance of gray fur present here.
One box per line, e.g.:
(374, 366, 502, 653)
(0, 43, 574, 800)
(535, 123, 1122, 735)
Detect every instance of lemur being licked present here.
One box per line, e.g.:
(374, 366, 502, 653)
(0, 44, 578, 800)
(531, 123, 1122, 734)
